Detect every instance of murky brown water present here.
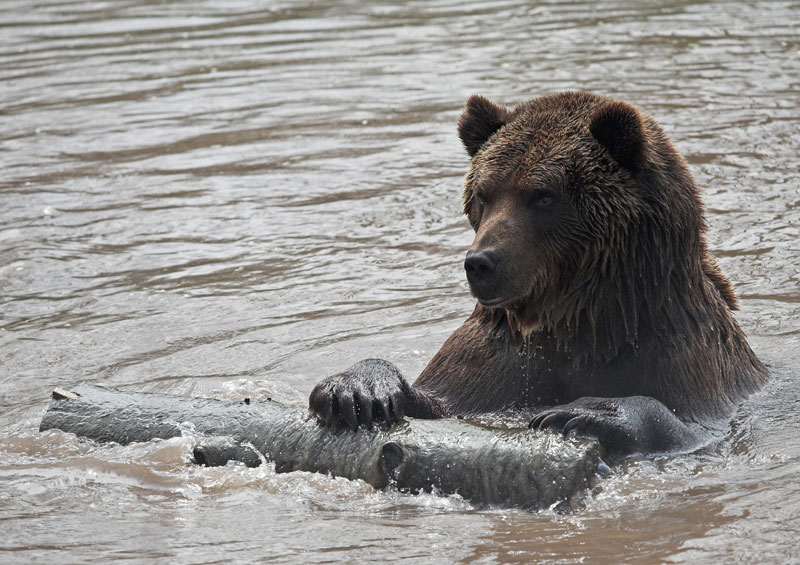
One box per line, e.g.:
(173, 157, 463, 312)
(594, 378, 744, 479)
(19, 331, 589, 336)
(1, 0, 799, 562)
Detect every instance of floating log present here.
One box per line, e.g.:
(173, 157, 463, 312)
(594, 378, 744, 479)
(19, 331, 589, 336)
(39, 384, 602, 511)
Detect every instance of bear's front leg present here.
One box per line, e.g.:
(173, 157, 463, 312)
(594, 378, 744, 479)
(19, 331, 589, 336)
(309, 359, 445, 430)
(529, 396, 703, 462)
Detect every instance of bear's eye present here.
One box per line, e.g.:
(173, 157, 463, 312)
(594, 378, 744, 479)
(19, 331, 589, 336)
(475, 191, 488, 208)
(530, 190, 557, 208)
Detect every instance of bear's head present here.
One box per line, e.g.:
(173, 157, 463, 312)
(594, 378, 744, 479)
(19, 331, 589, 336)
(458, 92, 737, 355)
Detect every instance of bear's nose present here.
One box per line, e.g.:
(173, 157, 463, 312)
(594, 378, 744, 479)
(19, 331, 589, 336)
(464, 250, 499, 286)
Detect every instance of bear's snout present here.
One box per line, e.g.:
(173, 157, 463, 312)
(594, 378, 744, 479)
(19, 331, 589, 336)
(465, 250, 502, 303)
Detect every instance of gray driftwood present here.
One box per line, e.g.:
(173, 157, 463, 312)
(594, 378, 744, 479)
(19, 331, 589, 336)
(40, 384, 602, 511)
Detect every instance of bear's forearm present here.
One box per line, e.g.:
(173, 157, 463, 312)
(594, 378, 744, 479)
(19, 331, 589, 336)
(407, 387, 449, 419)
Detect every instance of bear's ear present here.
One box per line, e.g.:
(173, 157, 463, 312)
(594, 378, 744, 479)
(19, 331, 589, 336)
(589, 101, 647, 172)
(458, 95, 512, 158)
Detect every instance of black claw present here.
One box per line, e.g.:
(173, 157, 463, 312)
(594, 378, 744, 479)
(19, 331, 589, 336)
(534, 412, 557, 431)
(390, 391, 405, 421)
(356, 392, 373, 430)
(370, 399, 384, 427)
(562, 416, 581, 437)
(340, 394, 358, 431)
(324, 402, 335, 428)
(379, 397, 392, 424)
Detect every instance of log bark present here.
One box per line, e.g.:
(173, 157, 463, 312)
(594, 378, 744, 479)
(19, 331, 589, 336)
(40, 384, 602, 511)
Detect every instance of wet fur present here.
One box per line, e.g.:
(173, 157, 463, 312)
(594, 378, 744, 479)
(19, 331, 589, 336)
(414, 92, 765, 422)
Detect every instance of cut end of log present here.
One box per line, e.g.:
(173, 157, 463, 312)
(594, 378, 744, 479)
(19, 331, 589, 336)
(192, 438, 263, 468)
(379, 441, 406, 479)
(52, 388, 80, 400)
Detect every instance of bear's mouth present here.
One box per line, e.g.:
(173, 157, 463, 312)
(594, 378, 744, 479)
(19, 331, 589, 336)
(477, 296, 507, 307)
(476, 293, 543, 336)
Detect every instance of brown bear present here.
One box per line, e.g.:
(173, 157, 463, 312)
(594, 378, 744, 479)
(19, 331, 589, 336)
(309, 92, 767, 461)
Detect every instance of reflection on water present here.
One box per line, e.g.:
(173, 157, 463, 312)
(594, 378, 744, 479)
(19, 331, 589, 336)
(1, 0, 799, 562)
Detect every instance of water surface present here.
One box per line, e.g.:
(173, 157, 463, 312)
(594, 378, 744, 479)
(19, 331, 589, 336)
(1, 1, 799, 563)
